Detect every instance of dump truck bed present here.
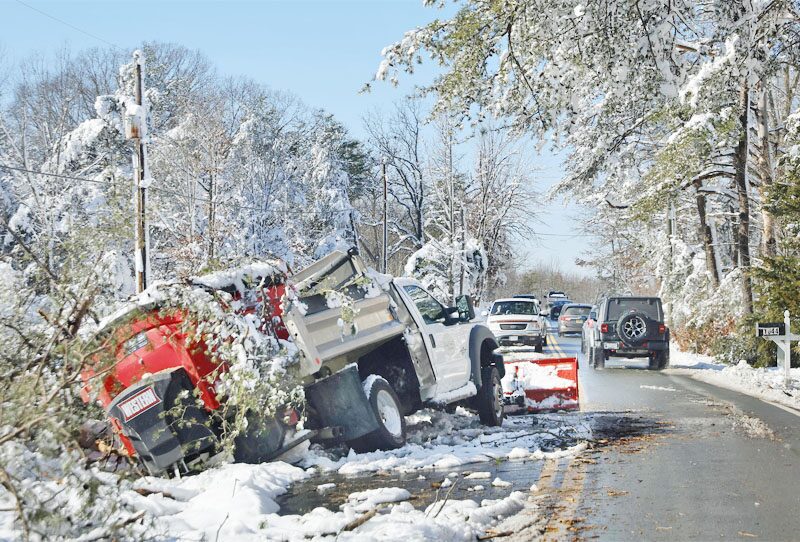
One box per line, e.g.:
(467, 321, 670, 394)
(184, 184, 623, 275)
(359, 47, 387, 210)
(284, 251, 407, 378)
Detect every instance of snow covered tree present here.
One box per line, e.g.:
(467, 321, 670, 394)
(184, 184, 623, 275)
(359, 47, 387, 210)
(378, 0, 800, 357)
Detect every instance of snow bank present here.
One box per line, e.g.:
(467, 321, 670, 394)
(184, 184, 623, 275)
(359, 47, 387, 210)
(125, 446, 534, 541)
(301, 409, 590, 476)
(668, 349, 800, 411)
(129, 461, 310, 540)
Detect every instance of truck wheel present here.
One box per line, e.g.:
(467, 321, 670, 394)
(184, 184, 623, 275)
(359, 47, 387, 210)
(591, 347, 605, 370)
(348, 377, 406, 453)
(649, 350, 670, 370)
(534, 342, 543, 353)
(476, 366, 504, 427)
(543, 334, 548, 346)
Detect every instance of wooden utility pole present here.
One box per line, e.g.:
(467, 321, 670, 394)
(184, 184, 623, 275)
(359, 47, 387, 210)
(131, 51, 150, 293)
(382, 159, 388, 273)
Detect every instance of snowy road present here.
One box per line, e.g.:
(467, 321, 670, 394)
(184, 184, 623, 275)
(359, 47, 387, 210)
(522, 330, 800, 541)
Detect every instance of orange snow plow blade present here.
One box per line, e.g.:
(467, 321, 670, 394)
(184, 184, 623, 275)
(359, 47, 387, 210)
(501, 356, 579, 413)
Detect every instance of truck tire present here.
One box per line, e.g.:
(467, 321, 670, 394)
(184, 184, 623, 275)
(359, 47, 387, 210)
(590, 346, 605, 369)
(348, 377, 406, 453)
(543, 334, 548, 346)
(535, 342, 543, 353)
(476, 366, 504, 427)
(649, 349, 670, 370)
(617, 311, 652, 347)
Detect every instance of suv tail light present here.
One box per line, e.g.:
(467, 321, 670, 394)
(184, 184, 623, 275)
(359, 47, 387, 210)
(559, 316, 567, 321)
(658, 324, 666, 334)
(601, 323, 609, 333)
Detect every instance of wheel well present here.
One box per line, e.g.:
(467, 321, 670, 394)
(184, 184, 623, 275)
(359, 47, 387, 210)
(357, 336, 422, 416)
(480, 338, 504, 379)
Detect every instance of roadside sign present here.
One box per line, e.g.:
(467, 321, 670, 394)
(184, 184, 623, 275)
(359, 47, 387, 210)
(756, 311, 794, 390)
(756, 322, 785, 337)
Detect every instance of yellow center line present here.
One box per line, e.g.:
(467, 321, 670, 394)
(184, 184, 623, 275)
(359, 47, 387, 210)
(533, 458, 560, 492)
(542, 456, 589, 541)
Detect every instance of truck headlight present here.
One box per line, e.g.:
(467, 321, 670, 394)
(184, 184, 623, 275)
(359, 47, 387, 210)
(528, 322, 540, 330)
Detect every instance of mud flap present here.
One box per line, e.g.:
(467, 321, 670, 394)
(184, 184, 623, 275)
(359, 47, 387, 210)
(304, 364, 379, 441)
(107, 369, 217, 475)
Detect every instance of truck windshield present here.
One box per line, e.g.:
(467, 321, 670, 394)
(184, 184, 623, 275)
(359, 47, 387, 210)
(491, 301, 539, 316)
(607, 298, 662, 320)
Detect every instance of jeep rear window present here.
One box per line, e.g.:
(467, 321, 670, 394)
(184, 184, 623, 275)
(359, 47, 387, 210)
(606, 298, 662, 320)
(562, 306, 591, 316)
(491, 301, 539, 316)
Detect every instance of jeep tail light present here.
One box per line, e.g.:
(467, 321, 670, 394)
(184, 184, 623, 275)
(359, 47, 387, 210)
(601, 323, 609, 333)
(658, 324, 666, 334)
(560, 316, 567, 321)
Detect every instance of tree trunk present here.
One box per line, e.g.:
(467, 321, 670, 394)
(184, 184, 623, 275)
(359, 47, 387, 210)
(734, 81, 753, 314)
(207, 172, 215, 262)
(693, 181, 720, 288)
(756, 83, 776, 257)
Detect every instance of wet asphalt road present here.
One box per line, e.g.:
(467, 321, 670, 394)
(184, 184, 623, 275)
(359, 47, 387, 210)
(279, 326, 800, 541)
(537, 329, 800, 541)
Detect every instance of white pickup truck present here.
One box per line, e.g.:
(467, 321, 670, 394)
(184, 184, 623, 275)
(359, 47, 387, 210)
(284, 249, 505, 452)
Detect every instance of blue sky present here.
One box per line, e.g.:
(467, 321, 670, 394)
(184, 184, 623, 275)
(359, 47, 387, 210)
(1, 0, 591, 277)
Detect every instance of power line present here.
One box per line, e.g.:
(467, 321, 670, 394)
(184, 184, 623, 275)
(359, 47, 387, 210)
(0, 164, 353, 215)
(14, 0, 124, 51)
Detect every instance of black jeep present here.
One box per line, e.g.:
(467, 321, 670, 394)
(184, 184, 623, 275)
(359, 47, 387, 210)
(588, 296, 669, 370)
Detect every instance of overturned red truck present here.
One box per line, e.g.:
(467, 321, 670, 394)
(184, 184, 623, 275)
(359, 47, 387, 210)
(82, 250, 507, 475)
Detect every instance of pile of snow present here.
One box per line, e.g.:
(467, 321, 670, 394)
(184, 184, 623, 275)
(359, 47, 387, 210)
(114, 410, 561, 540)
(129, 461, 311, 540)
(191, 260, 288, 292)
(264, 490, 527, 541)
(669, 349, 800, 411)
(301, 409, 589, 476)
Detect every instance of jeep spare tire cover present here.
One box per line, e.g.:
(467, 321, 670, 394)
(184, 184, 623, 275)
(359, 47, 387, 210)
(616, 311, 651, 347)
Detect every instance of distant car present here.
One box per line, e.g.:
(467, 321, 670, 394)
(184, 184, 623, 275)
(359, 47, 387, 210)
(558, 304, 592, 336)
(588, 296, 669, 370)
(486, 298, 548, 352)
(580, 305, 599, 353)
(513, 294, 539, 304)
(547, 299, 572, 321)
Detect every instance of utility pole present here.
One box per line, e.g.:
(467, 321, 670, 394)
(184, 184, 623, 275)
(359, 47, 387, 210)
(382, 159, 388, 273)
(459, 207, 466, 297)
(129, 50, 150, 293)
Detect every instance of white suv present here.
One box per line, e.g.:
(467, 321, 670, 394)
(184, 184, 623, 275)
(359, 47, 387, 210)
(486, 298, 548, 352)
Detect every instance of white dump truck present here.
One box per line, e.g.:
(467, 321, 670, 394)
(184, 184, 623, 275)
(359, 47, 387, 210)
(285, 249, 506, 452)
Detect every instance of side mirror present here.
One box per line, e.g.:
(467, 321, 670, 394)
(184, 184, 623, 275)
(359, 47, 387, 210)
(455, 294, 475, 321)
(481, 310, 489, 317)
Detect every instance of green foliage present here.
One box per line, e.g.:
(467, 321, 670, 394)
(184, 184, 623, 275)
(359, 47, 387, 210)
(752, 256, 800, 368)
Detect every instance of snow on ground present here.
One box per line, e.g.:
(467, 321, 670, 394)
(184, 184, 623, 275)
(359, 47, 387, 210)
(668, 348, 800, 411)
(116, 409, 588, 540)
(301, 408, 589, 476)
